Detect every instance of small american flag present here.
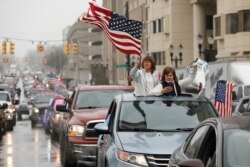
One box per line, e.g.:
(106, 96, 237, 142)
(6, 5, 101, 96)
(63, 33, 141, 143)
(214, 80, 236, 116)
(78, 1, 142, 55)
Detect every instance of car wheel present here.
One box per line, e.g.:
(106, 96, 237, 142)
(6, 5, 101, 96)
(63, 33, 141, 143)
(31, 121, 36, 128)
(105, 160, 109, 167)
(61, 137, 77, 167)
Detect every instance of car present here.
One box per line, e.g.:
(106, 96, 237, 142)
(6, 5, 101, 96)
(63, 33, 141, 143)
(169, 116, 250, 167)
(0, 103, 8, 140)
(29, 93, 57, 128)
(16, 102, 30, 120)
(232, 96, 250, 116)
(94, 94, 219, 167)
(0, 90, 18, 131)
(56, 85, 134, 167)
(42, 96, 64, 139)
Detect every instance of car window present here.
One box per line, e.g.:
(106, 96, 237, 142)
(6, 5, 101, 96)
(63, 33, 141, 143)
(197, 128, 216, 167)
(0, 93, 10, 102)
(118, 100, 217, 131)
(75, 90, 129, 109)
(238, 99, 250, 113)
(35, 95, 55, 104)
(184, 125, 209, 159)
(224, 129, 250, 167)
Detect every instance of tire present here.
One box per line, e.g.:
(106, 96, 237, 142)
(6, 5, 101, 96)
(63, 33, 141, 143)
(7, 121, 13, 131)
(61, 137, 77, 167)
(31, 121, 36, 129)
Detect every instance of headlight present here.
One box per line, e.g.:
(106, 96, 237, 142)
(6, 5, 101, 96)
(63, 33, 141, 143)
(68, 125, 85, 137)
(15, 105, 20, 109)
(46, 84, 49, 88)
(117, 150, 148, 167)
(34, 108, 39, 113)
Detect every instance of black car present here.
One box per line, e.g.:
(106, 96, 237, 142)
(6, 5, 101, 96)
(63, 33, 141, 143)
(169, 116, 250, 167)
(29, 93, 57, 128)
(16, 102, 30, 120)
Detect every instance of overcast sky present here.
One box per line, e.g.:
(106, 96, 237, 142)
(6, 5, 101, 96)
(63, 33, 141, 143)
(0, 0, 102, 57)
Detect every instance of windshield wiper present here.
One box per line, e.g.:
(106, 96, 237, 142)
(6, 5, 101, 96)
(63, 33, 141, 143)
(77, 106, 99, 109)
(175, 128, 193, 131)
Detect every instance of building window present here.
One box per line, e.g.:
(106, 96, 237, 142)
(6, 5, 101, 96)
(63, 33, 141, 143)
(243, 10, 250, 32)
(214, 16, 221, 37)
(152, 52, 165, 65)
(226, 13, 238, 34)
(206, 15, 213, 30)
(151, 18, 164, 34)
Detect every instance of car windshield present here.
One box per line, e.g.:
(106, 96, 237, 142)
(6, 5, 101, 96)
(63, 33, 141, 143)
(0, 93, 10, 102)
(224, 129, 250, 167)
(75, 90, 130, 109)
(118, 100, 217, 131)
(35, 95, 55, 104)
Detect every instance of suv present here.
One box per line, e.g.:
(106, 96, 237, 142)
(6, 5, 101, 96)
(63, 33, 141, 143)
(0, 90, 18, 131)
(56, 85, 134, 167)
(94, 94, 219, 167)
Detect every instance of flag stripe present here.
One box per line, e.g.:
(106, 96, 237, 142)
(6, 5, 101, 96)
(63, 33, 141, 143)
(79, 1, 142, 55)
(214, 80, 236, 116)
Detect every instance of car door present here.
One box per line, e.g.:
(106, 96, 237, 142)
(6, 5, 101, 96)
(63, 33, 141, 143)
(97, 100, 117, 167)
(183, 124, 217, 167)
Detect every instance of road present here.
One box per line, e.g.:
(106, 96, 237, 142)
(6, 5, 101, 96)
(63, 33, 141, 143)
(0, 120, 61, 167)
(0, 78, 61, 167)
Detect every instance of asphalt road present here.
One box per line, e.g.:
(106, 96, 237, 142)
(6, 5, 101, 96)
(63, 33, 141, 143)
(0, 78, 61, 167)
(0, 119, 61, 167)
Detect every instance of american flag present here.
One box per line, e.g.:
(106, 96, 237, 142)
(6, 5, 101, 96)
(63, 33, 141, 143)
(214, 80, 236, 116)
(78, 1, 142, 55)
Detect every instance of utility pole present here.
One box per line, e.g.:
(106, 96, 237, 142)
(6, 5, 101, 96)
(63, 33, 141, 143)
(125, 1, 131, 86)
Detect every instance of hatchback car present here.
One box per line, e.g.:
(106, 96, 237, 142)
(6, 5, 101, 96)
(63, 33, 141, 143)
(94, 94, 219, 167)
(169, 116, 250, 167)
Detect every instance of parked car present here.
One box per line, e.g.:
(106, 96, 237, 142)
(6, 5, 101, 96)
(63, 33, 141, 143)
(42, 96, 64, 139)
(56, 85, 134, 167)
(232, 96, 250, 116)
(169, 116, 250, 167)
(94, 94, 219, 167)
(29, 93, 57, 128)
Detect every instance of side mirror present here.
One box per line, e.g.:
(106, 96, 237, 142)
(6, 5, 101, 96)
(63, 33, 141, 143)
(94, 123, 110, 134)
(232, 91, 236, 101)
(178, 159, 204, 167)
(56, 104, 67, 112)
(0, 103, 8, 110)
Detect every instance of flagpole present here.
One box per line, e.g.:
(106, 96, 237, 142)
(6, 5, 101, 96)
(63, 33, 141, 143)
(125, 1, 131, 86)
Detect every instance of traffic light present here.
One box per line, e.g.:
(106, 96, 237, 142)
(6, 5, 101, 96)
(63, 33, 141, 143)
(71, 42, 77, 56)
(64, 43, 69, 56)
(2, 41, 7, 55)
(9, 41, 15, 55)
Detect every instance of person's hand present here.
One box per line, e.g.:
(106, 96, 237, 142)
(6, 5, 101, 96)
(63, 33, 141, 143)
(161, 86, 173, 94)
(136, 62, 141, 68)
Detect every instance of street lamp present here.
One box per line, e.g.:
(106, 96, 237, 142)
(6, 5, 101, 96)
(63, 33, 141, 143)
(169, 44, 183, 68)
(207, 35, 214, 50)
(197, 34, 203, 58)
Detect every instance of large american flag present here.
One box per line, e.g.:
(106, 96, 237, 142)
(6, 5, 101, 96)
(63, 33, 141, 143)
(214, 80, 236, 116)
(78, 1, 142, 55)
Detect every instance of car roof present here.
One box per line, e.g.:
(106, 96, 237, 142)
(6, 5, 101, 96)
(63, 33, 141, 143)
(76, 85, 135, 91)
(116, 93, 209, 102)
(205, 116, 250, 130)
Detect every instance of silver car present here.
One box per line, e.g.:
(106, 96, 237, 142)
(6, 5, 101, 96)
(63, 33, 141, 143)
(95, 94, 219, 167)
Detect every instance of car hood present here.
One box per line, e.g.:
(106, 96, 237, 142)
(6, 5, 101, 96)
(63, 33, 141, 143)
(69, 107, 109, 124)
(117, 132, 190, 154)
(35, 103, 49, 108)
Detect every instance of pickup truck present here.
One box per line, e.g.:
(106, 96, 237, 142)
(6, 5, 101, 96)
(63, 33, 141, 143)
(56, 85, 134, 167)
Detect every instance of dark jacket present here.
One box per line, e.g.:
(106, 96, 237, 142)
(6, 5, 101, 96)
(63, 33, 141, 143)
(161, 81, 181, 96)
